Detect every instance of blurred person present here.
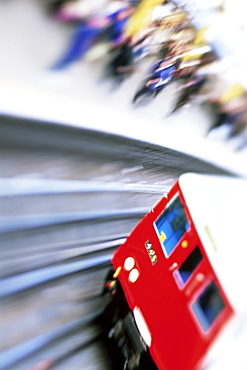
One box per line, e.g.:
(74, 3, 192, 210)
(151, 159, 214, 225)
(51, 3, 135, 70)
(133, 55, 180, 103)
(169, 74, 207, 114)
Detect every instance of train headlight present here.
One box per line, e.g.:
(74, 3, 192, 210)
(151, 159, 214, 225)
(124, 256, 135, 271)
(129, 268, 139, 283)
(133, 307, 152, 347)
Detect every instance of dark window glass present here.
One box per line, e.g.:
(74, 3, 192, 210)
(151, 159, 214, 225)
(192, 281, 225, 331)
(178, 246, 203, 284)
(155, 196, 189, 256)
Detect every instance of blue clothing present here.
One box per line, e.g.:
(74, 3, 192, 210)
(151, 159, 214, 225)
(51, 22, 104, 70)
(51, 6, 131, 70)
(148, 63, 176, 90)
(107, 7, 130, 44)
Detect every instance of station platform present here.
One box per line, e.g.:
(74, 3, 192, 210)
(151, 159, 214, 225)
(0, 0, 246, 177)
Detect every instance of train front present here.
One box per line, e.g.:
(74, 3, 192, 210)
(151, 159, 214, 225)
(103, 174, 235, 370)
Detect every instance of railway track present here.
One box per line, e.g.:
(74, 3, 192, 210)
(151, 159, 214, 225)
(0, 114, 236, 369)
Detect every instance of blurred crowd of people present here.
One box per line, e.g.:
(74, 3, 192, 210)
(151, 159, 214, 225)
(47, 0, 247, 150)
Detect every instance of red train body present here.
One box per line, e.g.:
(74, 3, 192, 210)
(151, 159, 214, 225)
(103, 173, 247, 370)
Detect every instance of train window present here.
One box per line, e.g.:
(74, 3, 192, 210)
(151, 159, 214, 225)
(154, 195, 189, 257)
(177, 246, 203, 284)
(192, 281, 225, 331)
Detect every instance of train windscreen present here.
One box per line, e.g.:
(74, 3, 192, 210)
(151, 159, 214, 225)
(154, 195, 189, 257)
(192, 281, 225, 331)
(177, 246, 203, 284)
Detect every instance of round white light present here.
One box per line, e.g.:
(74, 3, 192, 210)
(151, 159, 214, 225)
(129, 268, 139, 283)
(124, 257, 135, 271)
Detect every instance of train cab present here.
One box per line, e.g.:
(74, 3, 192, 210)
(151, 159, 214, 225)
(103, 173, 247, 370)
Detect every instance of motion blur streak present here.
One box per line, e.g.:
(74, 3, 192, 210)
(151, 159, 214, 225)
(0, 310, 103, 369)
(0, 178, 168, 196)
(0, 254, 112, 298)
(0, 208, 148, 234)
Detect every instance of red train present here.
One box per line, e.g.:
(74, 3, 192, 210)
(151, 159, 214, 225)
(103, 173, 247, 370)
